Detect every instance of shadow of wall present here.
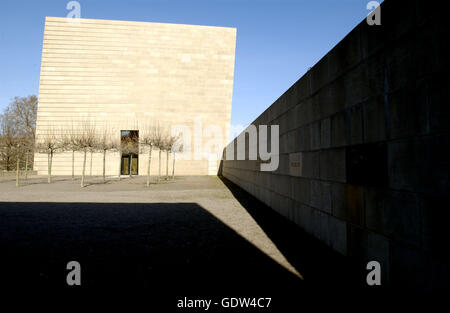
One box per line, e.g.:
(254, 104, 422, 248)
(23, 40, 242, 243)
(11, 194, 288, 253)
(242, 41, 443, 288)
(0, 201, 304, 302)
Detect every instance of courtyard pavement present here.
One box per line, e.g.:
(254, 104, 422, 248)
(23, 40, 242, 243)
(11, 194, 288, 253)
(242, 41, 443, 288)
(0, 174, 364, 306)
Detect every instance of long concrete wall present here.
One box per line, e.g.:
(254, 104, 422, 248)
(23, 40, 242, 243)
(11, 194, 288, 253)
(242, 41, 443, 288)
(222, 0, 449, 289)
(35, 17, 236, 176)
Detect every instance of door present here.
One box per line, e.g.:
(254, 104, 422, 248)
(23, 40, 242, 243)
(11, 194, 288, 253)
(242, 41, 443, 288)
(120, 130, 139, 175)
(121, 154, 138, 175)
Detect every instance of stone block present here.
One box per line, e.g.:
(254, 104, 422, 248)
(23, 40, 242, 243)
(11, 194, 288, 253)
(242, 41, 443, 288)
(321, 182, 332, 214)
(297, 203, 315, 234)
(420, 195, 450, 258)
(389, 86, 428, 139)
(328, 26, 362, 78)
(285, 130, 297, 154)
(346, 142, 388, 187)
(278, 132, 288, 155)
(290, 104, 301, 130)
(271, 174, 291, 199)
(344, 64, 371, 108)
(361, 54, 385, 99)
(331, 182, 346, 220)
(298, 125, 311, 151)
(328, 216, 347, 256)
(288, 152, 302, 177)
(314, 210, 329, 242)
(291, 74, 310, 104)
(345, 184, 364, 227)
(320, 117, 331, 149)
(364, 187, 387, 234)
(290, 176, 310, 205)
(388, 135, 449, 195)
(310, 121, 321, 150)
(429, 73, 450, 134)
(309, 180, 322, 210)
(363, 96, 387, 143)
(385, 191, 422, 246)
(298, 99, 313, 126)
(387, 243, 450, 290)
(310, 55, 330, 94)
(321, 82, 345, 117)
(277, 154, 289, 177)
(291, 127, 302, 152)
(331, 111, 347, 147)
(319, 148, 346, 182)
(278, 113, 289, 135)
(346, 103, 363, 145)
(360, 17, 388, 60)
(385, 36, 414, 93)
(275, 195, 293, 221)
(302, 151, 320, 179)
(346, 224, 367, 262)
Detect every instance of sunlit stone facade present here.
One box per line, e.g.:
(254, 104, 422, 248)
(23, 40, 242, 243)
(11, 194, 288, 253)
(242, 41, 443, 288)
(35, 17, 236, 176)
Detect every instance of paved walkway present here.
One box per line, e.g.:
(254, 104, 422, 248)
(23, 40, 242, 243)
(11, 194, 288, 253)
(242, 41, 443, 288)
(0, 175, 361, 304)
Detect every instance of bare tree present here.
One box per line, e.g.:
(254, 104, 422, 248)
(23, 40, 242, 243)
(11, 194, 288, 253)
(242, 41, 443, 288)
(7, 96, 38, 173)
(74, 121, 97, 187)
(14, 140, 23, 187)
(35, 128, 60, 183)
(8, 96, 37, 140)
(117, 139, 123, 181)
(15, 145, 20, 186)
(171, 143, 183, 180)
(0, 134, 5, 175)
(89, 148, 94, 177)
(59, 124, 78, 180)
(164, 135, 179, 181)
(97, 127, 119, 183)
(23, 138, 34, 180)
(0, 112, 17, 172)
(152, 125, 168, 181)
(140, 124, 155, 187)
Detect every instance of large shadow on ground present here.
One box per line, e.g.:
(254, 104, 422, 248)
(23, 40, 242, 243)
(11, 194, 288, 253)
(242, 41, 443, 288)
(0, 201, 305, 307)
(218, 176, 366, 290)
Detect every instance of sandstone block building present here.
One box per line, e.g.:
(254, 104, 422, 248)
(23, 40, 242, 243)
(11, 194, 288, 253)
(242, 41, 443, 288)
(35, 17, 236, 176)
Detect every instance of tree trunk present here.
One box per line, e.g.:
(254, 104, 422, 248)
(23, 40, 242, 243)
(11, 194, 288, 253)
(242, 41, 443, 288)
(172, 152, 175, 180)
(47, 151, 52, 184)
(166, 150, 169, 180)
(16, 157, 20, 187)
(72, 150, 75, 180)
(129, 154, 133, 178)
(158, 150, 161, 181)
(81, 150, 87, 187)
(118, 152, 121, 181)
(103, 150, 106, 183)
(25, 152, 29, 180)
(147, 145, 152, 187)
(90, 151, 93, 176)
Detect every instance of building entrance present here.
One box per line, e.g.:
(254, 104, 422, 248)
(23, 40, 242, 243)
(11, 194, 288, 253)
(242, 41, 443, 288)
(120, 130, 139, 175)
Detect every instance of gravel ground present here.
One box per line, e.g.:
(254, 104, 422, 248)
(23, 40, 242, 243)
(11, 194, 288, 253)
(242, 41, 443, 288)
(0, 174, 363, 306)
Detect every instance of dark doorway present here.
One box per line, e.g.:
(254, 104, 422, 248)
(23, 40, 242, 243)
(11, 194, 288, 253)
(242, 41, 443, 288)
(121, 130, 139, 175)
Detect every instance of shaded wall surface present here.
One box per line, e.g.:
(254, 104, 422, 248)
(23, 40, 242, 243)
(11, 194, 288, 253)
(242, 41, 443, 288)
(222, 0, 449, 289)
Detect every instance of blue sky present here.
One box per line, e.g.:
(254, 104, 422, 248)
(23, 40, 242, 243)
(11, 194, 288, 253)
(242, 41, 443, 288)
(0, 0, 373, 128)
